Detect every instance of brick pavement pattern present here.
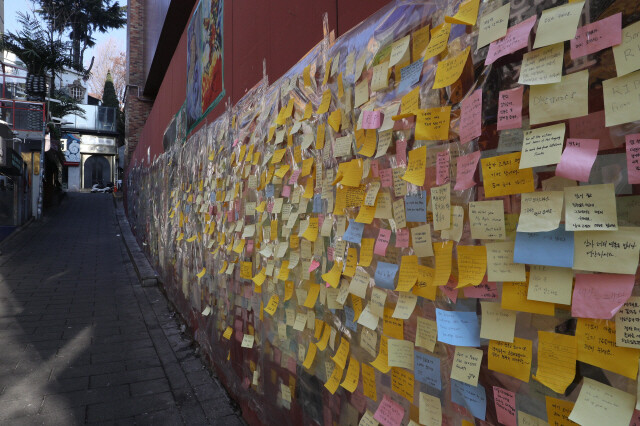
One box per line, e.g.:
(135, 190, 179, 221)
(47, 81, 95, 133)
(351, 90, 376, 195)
(0, 193, 244, 425)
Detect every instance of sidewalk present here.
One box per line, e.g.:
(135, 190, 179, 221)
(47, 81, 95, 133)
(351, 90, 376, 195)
(0, 193, 244, 425)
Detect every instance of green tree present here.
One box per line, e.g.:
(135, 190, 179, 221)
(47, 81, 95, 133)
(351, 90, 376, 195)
(101, 71, 119, 108)
(35, 0, 126, 70)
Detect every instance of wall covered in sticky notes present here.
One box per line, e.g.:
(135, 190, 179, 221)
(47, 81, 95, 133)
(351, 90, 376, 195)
(125, 0, 640, 425)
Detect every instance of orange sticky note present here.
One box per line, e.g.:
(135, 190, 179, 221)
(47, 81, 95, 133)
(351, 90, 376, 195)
(488, 338, 532, 382)
(502, 277, 555, 316)
(533, 331, 577, 394)
(445, 0, 480, 26)
(415, 107, 451, 141)
(396, 255, 419, 291)
(433, 241, 453, 286)
(456, 245, 487, 288)
(433, 47, 470, 89)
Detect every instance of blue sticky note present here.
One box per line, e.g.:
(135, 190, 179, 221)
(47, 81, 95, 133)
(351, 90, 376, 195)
(313, 194, 323, 213)
(405, 191, 427, 222)
(374, 261, 399, 289)
(344, 307, 357, 332)
(513, 224, 574, 268)
(265, 184, 274, 198)
(451, 380, 486, 421)
(343, 219, 365, 243)
(435, 309, 481, 347)
(398, 60, 423, 92)
(415, 351, 441, 390)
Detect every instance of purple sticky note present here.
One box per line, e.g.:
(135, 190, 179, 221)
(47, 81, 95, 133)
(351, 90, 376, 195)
(460, 90, 482, 144)
(497, 86, 523, 131)
(626, 134, 640, 184)
(570, 13, 622, 60)
(572, 273, 635, 319)
(454, 151, 481, 191)
(555, 138, 599, 182)
(362, 110, 383, 129)
(486, 16, 537, 65)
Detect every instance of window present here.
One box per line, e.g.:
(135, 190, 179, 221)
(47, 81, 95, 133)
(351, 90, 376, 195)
(70, 86, 83, 101)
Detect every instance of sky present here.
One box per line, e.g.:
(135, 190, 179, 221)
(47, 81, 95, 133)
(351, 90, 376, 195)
(4, 0, 127, 68)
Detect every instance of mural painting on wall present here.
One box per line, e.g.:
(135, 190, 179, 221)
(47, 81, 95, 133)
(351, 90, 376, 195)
(186, 0, 225, 132)
(62, 133, 81, 165)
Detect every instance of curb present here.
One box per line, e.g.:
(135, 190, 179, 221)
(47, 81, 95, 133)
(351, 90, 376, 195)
(0, 217, 35, 252)
(112, 196, 159, 287)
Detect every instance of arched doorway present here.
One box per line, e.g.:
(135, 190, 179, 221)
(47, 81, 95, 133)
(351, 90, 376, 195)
(83, 155, 111, 189)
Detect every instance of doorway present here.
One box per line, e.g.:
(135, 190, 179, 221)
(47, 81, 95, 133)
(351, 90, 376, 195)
(83, 155, 111, 189)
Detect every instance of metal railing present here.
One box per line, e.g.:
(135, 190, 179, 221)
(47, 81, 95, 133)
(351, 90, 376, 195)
(62, 105, 117, 133)
(0, 98, 46, 133)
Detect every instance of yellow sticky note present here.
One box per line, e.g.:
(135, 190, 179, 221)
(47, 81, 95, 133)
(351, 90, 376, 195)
(603, 68, 639, 127)
(415, 317, 437, 352)
(519, 42, 564, 86)
(528, 265, 573, 305)
(576, 318, 639, 379)
(233, 239, 246, 254)
(546, 396, 575, 426)
(328, 109, 342, 132)
(275, 164, 290, 178)
(424, 23, 451, 61)
(354, 80, 369, 108)
(321, 261, 342, 288)
(433, 47, 470, 89)
(271, 148, 287, 164)
(362, 363, 377, 401)
(502, 277, 555, 316)
(303, 65, 312, 87)
(387, 339, 414, 371)
(481, 152, 535, 198)
(402, 146, 426, 185)
(564, 183, 618, 232)
(451, 346, 483, 386)
(413, 265, 437, 300)
(480, 301, 516, 343)
(322, 59, 332, 86)
(383, 308, 404, 340)
(371, 62, 389, 92)
(486, 241, 526, 283)
(316, 323, 332, 351)
(445, 0, 480, 25)
(331, 337, 350, 369)
(468, 200, 506, 239)
(196, 268, 206, 279)
(340, 356, 360, 392)
(301, 217, 318, 242)
(488, 338, 532, 382)
(392, 292, 417, 319)
(252, 267, 267, 286)
(343, 248, 358, 277)
(533, 331, 577, 394)
(533, 1, 585, 49)
(477, 3, 510, 48)
(529, 70, 588, 126)
(304, 282, 321, 308)
(573, 227, 640, 274)
(415, 107, 450, 141)
(264, 294, 279, 316)
(355, 204, 376, 224)
(277, 261, 290, 280)
(337, 72, 344, 98)
(396, 255, 419, 292)
(456, 245, 486, 288)
(569, 377, 636, 426)
(359, 238, 374, 267)
(613, 21, 640, 77)
(303, 342, 317, 369)
(342, 159, 363, 187)
(401, 86, 420, 116)
(517, 191, 564, 233)
(222, 326, 232, 340)
(391, 367, 414, 402)
(324, 363, 343, 395)
(412, 25, 430, 61)
(302, 101, 313, 121)
(419, 392, 442, 426)
(284, 280, 294, 301)
(317, 89, 332, 115)
(433, 241, 453, 286)
(315, 123, 326, 149)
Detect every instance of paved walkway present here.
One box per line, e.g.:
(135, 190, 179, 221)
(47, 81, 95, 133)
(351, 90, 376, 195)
(0, 193, 244, 425)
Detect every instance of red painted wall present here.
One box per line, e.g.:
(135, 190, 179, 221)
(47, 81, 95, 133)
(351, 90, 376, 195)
(130, 0, 391, 168)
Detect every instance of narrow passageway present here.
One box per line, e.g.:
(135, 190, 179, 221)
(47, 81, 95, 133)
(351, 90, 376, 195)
(0, 193, 243, 425)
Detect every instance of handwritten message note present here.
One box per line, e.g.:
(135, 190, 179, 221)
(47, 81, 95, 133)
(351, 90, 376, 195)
(564, 183, 618, 231)
(569, 378, 635, 426)
(477, 2, 510, 48)
(486, 16, 537, 65)
(373, 394, 405, 426)
(481, 152, 535, 197)
(497, 86, 523, 130)
(616, 297, 640, 349)
(571, 13, 622, 59)
(436, 150, 450, 185)
(502, 278, 555, 316)
(451, 347, 483, 386)
(435, 309, 480, 347)
(572, 273, 634, 319)
(480, 301, 516, 342)
(454, 151, 481, 191)
(469, 200, 506, 240)
(520, 123, 565, 168)
(613, 20, 640, 77)
(494, 386, 517, 426)
(433, 47, 470, 89)
(486, 241, 526, 282)
(514, 225, 574, 268)
(627, 134, 640, 184)
(529, 70, 589, 126)
(457, 245, 487, 288)
(517, 190, 563, 233)
(488, 338, 532, 382)
(528, 265, 573, 305)
(416, 317, 437, 352)
(460, 90, 482, 144)
(533, 1, 585, 49)
(415, 351, 441, 389)
(415, 107, 451, 141)
(419, 392, 442, 426)
(533, 331, 577, 394)
(451, 381, 486, 421)
(519, 43, 564, 85)
(555, 138, 599, 182)
(603, 70, 640, 127)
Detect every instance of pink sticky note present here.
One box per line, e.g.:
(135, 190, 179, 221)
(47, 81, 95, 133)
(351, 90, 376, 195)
(555, 138, 599, 182)
(436, 150, 450, 185)
(626, 134, 640, 184)
(460, 90, 482, 144)
(630, 410, 640, 426)
(281, 185, 291, 197)
(241, 376, 251, 389)
(362, 110, 383, 129)
(327, 247, 334, 262)
(454, 151, 481, 191)
(493, 386, 517, 426)
(569, 111, 618, 151)
(395, 228, 409, 248)
(380, 168, 393, 187)
(371, 160, 380, 177)
(309, 260, 320, 272)
(396, 140, 407, 166)
(267, 201, 274, 213)
(289, 169, 302, 184)
(570, 13, 622, 60)
(441, 276, 458, 303)
(350, 390, 367, 413)
(463, 281, 497, 299)
(374, 228, 391, 256)
(233, 138, 239, 147)
(572, 273, 635, 319)
(497, 86, 523, 131)
(486, 16, 537, 65)
(373, 394, 404, 426)
(246, 240, 254, 254)
(227, 210, 234, 221)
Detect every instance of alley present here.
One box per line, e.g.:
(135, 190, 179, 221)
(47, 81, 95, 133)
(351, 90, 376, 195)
(0, 193, 243, 425)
